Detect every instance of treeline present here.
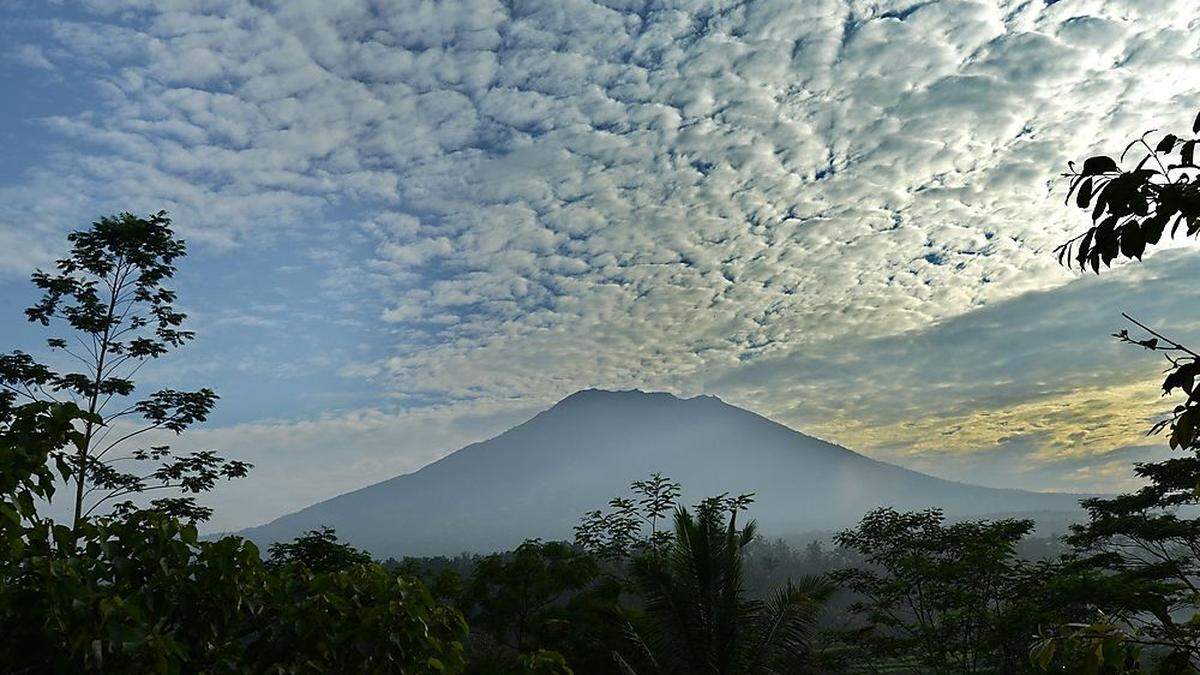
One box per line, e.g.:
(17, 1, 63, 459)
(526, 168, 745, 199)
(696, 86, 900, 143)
(0, 437, 1189, 673)
(375, 474, 1187, 673)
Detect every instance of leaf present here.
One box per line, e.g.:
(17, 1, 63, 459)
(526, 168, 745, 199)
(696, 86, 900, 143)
(1030, 638, 1056, 669)
(1175, 407, 1200, 449)
(1164, 363, 1200, 394)
(1143, 212, 1168, 245)
(0, 502, 19, 525)
(1194, 109, 1200, 134)
(1094, 215, 1119, 266)
(1081, 155, 1119, 176)
(1120, 223, 1146, 260)
(1183, 140, 1198, 167)
(1076, 178, 1093, 208)
(1075, 229, 1094, 270)
(1156, 133, 1178, 153)
(15, 492, 34, 518)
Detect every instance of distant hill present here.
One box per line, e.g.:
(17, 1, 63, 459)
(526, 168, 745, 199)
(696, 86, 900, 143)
(238, 389, 1086, 557)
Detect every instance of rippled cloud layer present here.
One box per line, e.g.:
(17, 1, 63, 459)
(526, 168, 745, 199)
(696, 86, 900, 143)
(3, 0, 1199, 528)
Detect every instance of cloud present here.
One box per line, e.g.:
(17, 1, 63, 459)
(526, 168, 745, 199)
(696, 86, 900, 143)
(4, 0, 1200, 527)
(12, 43, 54, 70)
(705, 249, 1200, 492)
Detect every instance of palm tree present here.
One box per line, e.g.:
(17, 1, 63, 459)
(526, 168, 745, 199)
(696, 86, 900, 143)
(614, 500, 831, 674)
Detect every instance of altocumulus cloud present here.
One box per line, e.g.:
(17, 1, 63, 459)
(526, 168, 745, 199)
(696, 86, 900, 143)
(3, 0, 1200, 529)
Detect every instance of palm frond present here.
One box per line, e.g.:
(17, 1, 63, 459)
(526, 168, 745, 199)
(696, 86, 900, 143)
(746, 575, 833, 673)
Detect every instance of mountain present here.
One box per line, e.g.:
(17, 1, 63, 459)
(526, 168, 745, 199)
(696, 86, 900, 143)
(237, 389, 1085, 557)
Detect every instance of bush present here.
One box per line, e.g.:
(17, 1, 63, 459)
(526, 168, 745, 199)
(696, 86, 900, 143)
(0, 401, 468, 674)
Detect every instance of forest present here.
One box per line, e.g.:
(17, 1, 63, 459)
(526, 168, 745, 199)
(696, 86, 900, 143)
(5, 112, 1200, 674)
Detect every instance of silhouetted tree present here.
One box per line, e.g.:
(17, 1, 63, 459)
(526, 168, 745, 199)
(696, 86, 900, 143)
(616, 495, 831, 675)
(575, 473, 681, 561)
(266, 526, 373, 573)
(0, 401, 92, 553)
(465, 540, 601, 655)
(832, 508, 1045, 673)
(1053, 109, 1200, 669)
(0, 398, 468, 673)
(0, 212, 247, 526)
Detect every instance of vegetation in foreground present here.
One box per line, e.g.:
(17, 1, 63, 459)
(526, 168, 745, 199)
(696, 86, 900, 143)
(6, 112, 1200, 672)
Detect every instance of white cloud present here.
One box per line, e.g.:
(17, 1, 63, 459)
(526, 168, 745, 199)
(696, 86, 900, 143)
(5, 0, 1200, 527)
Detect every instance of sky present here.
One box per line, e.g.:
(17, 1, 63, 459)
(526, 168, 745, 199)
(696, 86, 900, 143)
(2, 0, 1199, 532)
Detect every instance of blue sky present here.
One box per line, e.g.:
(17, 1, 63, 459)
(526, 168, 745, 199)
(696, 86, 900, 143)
(2, 0, 1200, 531)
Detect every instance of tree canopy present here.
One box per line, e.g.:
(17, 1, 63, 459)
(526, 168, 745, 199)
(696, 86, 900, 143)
(0, 211, 247, 526)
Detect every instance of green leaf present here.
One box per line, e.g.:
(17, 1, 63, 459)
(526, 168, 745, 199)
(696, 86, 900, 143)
(0, 502, 20, 525)
(1029, 638, 1055, 669)
(15, 491, 34, 518)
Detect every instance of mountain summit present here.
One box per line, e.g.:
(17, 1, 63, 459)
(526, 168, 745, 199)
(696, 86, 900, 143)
(238, 389, 1083, 557)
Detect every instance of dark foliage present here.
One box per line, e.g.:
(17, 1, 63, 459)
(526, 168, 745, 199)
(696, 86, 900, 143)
(1047, 109, 1200, 671)
(266, 525, 374, 573)
(453, 540, 621, 674)
(0, 399, 468, 673)
(830, 508, 1129, 673)
(616, 497, 831, 675)
(1058, 111, 1200, 273)
(575, 472, 682, 561)
(0, 212, 247, 526)
(0, 215, 468, 673)
(464, 540, 601, 652)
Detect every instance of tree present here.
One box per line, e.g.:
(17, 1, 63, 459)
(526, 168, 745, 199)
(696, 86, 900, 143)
(0, 217, 466, 672)
(518, 649, 576, 675)
(248, 555, 468, 674)
(0, 401, 90, 547)
(0, 400, 468, 673)
(1053, 109, 1200, 668)
(2, 512, 469, 673)
(575, 473, 681, 561)
(0, 211, 248, 526)
(831, 508, 1042, 673)
(465, 540, 600, 654)
(266, 525, 374, 573)
(616, 495, 831, 675)
(459, 539, 620, 674)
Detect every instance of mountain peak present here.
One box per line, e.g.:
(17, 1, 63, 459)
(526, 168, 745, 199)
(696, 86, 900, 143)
(552, 388, 723, 409)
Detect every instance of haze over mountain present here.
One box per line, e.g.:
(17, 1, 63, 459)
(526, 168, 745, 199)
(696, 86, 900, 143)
(238, 390, 1085, 557)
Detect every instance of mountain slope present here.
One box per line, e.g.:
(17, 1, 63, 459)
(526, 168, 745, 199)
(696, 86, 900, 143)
(238, 389, 1085, 557)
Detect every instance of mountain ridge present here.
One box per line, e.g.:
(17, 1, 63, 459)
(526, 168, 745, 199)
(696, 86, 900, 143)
(237, 389, 1086, 557)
